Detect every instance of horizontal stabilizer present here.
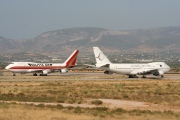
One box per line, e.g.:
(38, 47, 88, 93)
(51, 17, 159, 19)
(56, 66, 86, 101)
(84, 64, 96, 68)
(84, 64, 110, 68)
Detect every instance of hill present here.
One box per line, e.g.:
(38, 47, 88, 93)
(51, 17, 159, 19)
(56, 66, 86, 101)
(1, 26, 180, 55)
(0, 36, 20, 53)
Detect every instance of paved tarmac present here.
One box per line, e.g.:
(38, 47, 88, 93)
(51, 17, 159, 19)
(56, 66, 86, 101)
(0, 71, 179, 82)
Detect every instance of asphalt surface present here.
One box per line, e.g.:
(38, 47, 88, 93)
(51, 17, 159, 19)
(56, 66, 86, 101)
(0, 71, 179, 82)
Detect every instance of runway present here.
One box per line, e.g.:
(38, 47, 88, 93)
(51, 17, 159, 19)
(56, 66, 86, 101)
(0, 71, 179, 82)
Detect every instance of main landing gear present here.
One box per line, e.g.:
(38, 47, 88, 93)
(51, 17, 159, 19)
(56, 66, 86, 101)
(0, 72, 3, 76)
(33, 73, 37, 76)
(128, 75, 147, 78)
(33, 73, 47, 76)
(13, 73, 16, 76)
(142, 75, 146, 78)
(128, 75, 138, 78)
(40, 74, 47, 76)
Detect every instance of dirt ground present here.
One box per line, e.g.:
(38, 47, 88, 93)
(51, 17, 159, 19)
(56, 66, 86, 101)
(0, 71, 180, 112)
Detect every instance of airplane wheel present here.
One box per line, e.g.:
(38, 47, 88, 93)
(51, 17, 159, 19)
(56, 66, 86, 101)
(135, 75, 138, 78)
(129, 75, 134, 78)
(142, 75, 146, 78)
(40, 74, 47, 76)
(0, 72, 3, 76)
(33, 73, 37, 76)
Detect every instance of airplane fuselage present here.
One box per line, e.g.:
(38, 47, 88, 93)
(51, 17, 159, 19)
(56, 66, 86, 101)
(98, 62, 170, 76)
(5, 62, 71, 73)
(91, 47, 170, 78)
(5, 50, 79, 76)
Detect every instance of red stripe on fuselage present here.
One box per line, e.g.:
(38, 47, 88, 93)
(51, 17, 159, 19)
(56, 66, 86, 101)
(9, 66, 66, 70)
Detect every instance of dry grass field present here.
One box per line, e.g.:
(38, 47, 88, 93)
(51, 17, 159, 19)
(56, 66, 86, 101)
(0, 103, 179, 120)
(0, 71, 180, 120)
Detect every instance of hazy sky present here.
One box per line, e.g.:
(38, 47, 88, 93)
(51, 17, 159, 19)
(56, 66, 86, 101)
(0, 0, 180, 39)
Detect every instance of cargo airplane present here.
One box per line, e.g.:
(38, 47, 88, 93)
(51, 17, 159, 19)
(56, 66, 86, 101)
(5, 50, 79, 76)
(86, 47, 170, 78)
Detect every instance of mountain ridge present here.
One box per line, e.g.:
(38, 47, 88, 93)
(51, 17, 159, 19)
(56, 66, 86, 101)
(1, 26, 180, 55)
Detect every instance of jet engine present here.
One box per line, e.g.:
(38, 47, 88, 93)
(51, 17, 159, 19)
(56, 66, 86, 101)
(104, 71, 113, 75)
(60, 68, 68, 73)
(40, 70, 50, 76)
(153, 71, 164, 76)
(42, 70, 49, 75)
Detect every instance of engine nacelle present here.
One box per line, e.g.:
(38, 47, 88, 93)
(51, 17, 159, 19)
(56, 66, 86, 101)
(104, 71, 113, 75)
(42, 70, 49, 75)
(153, 71, 164, 76)
(60, 68, 68, 74)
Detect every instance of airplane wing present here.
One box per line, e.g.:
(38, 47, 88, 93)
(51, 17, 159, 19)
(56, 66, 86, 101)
(27, 69, 44, 73)
(28, 68, 68, 74)
(131, 69, 158, 75)
(84, 64, 110, 68)
(84, 64, 96, 68)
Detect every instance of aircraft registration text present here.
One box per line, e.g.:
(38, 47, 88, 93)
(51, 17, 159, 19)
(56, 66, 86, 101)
(28, 63, 52, 66)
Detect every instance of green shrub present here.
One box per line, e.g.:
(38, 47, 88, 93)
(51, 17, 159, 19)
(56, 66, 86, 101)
(113, 108, 126, 114)
(74, 107, 82, 113)
(57, 99, 65, 103)
(36, 104, 45, 108)
(57, 104, 64, 109)
(91, 100, 103, 105)
(93, 107, 108, 111)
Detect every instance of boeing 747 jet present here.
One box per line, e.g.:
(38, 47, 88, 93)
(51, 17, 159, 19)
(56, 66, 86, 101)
(6, 50, 79, 76)
(86, 47, 170, 78)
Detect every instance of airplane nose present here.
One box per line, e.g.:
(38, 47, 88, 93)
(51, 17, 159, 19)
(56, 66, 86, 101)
(5, 65, 10, 70)
(166, 65, 171, 72)
(168, 66, 171, 71)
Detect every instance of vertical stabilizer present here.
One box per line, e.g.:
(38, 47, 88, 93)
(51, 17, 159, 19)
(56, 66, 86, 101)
(93, 47, 111, 64)
(64, 50, 79, 67)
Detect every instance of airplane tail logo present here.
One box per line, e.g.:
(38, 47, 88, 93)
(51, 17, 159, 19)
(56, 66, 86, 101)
(96, 53, 104, 61)
(93, 47, 111, 64)
(64, 50, 79, 67)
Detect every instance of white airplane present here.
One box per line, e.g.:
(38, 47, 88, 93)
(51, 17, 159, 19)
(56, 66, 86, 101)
(5, 50, 79, 76)
(86, 47, 170, 78)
